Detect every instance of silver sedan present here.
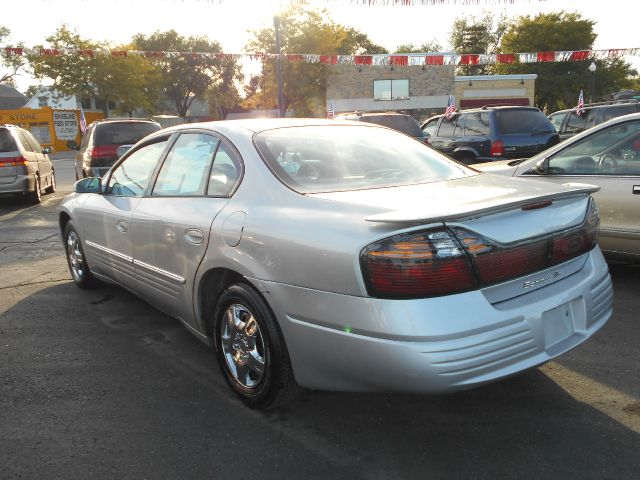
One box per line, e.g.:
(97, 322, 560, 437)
(59, 119, 612, 408)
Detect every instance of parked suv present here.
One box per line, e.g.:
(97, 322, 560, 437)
(334, 112, 426, 142)
(69, 118, 162, 179)
(0, 124, 55, 204)
(421, 106, 559, 164)
(548, 100, 640, 141)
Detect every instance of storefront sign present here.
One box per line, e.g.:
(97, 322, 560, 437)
(53, 110, 78, 140)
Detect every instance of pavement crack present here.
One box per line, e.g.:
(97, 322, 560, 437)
(0, 277, 70, 291)
(0, 233, 59, 245)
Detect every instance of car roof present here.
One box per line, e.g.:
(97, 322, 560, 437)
(550, 100, 640, 115)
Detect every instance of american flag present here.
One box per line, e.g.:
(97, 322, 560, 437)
(444, 95, 456, 119)
(326, 99, 335, 119)
(79, 107, 88, 134)
(576, 90, 585, 115)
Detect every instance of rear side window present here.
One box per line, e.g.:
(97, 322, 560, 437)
(95, 122, 161, 146)
(495, 109, 555, 135)
(603, 105, 638, 122)
(361, 115, 422, 137)
(437, 117, 460, 137)
(564, 112, 587, 135)
(0, 130, 18, 152)
(18, 131, 37, 152)
(463, 112, 490, 135)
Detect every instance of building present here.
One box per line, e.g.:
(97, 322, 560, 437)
(0, 84, 27, 110)
(454, 74, 537, 108)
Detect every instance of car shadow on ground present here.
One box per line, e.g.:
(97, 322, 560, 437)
(2, 274, 639, 479)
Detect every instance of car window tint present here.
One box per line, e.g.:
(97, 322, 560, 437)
(108, 139, 168, 197)
(464, 112, 490, 135)
(208, 143, 240, 196)
(585, 109, 598, 128)
(95, 122, 161, 146)
(0, 130, 18, 152)
(255, 124, 473, 194)
(548, 112, 566, 132)
(603, 105, 637, 122)
(547, 120, 640, 176)
(495, 109, 554, 135)
(437, 117, 458, 137)
(24, 131, 43, 152)
(153, 133, 218, 197)
(422, 118, 439, 137)
(564, 112, 588, 135)
(18, 131, 36, 152)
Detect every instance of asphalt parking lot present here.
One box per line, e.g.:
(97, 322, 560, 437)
(1, 157, 639, 479)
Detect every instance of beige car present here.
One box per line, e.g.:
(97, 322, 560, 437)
(475, 112, 640, 262)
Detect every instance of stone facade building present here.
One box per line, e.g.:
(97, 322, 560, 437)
(454, 74, 537, 109)
(326, 64, 455, 119)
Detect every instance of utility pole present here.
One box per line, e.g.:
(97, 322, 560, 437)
(274, 16, 285, 118)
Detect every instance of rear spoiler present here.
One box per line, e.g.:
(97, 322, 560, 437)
(365, 183, 599, 224)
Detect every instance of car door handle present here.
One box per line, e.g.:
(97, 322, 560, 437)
(185, 228, 204, 245)
(116, 220, 128, 233)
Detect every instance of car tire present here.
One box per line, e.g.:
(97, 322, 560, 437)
(45, 170, 56, 194)
(213, 282, 300, 409)
(27, 175, 41, 205)
(64, 222, 97, 289)
(455, 152, 476, 165)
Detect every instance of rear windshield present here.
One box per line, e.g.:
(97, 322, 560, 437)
(95, 122, 161, 146)
(495, 109, 555, 135)
(254, 125, 473, 194)
(360, 115, 423, 137)
(0, 129, 18, 152)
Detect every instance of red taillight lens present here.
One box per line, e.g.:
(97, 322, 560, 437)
(490, 139, 504, 157)
(361, 229, 476, 298)
(0, 156, 28, 167)
(423, 137, 430, 145)
(552, 198, 599, 263)
(90, 145, 118, 160)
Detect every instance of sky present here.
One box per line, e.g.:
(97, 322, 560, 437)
(2, 0, 639, 92)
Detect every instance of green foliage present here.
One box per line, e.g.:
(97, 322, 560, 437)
(394, 40, 442, 54)
(244, 5, 387, 117)
(496, 11, 635, 112)
(133, 30, 241, 118)
(450, 13, 508, 75)
(0, 26, 29, 85)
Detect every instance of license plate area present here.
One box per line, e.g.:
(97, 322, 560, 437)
(542, 298, 585, 349)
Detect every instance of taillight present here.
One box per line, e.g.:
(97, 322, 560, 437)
(0, 156, 28, 167)
(90, 145, 118, 160)
(361, 229, 476, 299)
(490, 139, 504, 157)
(423, 137, 430, 145)
(362, 198, 599, 299)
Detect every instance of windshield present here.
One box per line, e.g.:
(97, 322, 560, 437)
(360, 115, 423, 137)
(254, 125, 474, 194)
(495, 109, 555, 135)
(95, 122, 161, 146)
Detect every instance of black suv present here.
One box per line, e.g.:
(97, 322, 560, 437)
(421, 106, 559, 164)
(548, 100, 640, 141)
(68, 118, 162, 179)
(335, 112, 426, 142)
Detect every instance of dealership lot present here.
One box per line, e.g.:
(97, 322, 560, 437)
(1, 158, 639, 479)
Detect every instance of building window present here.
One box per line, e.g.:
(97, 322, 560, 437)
(38, 96, 48, 107)
(81, 97, 92, 109)
(373, 79, 409, 101)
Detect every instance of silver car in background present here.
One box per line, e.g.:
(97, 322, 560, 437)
(475, 112, 640, 262)
(59, 119, 612, 408)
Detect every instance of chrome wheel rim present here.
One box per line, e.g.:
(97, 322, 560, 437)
(220, 303, 266, 389)
(51, 172, 56, 191)
(66, 231, 85, 282)
(34, 177, 41, 201)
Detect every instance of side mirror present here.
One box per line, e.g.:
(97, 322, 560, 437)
(532, 159, 548, 175)
(42, 146, 54, 154)
(66, 140, 80, 151)
(74, 177, 102, 194)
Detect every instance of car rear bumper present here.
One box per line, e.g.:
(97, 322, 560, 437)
(0, 174, 31, 194)
(251, 248, 612, 393)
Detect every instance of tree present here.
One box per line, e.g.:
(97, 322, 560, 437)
(496, 11, 636, 112)
(133, 30, 240, 118)
(395, 40, 442, 54)
(450, 13, 508, 75)
(29, 25, 164, 115)
(0, 26, 29, 85)
(245, 5, 387, 116)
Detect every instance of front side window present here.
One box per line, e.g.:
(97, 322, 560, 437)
(422, 118, 440, 137)
(545, 120, 640, 175)
(153, 133, 219, 196)
(255, 124, 473, 194)
(437, 116, 460, 137)
(108, 139, 168, 197)
(548, 112, 566, 132)
(373, 79, 409, 101)
(564, 112, 588, 135)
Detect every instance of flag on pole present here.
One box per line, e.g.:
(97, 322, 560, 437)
(79, 107, 88, 134)
(576, 90, 585, 115)
(444, 95, 456, 119)
(327, 99, 335, 119)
